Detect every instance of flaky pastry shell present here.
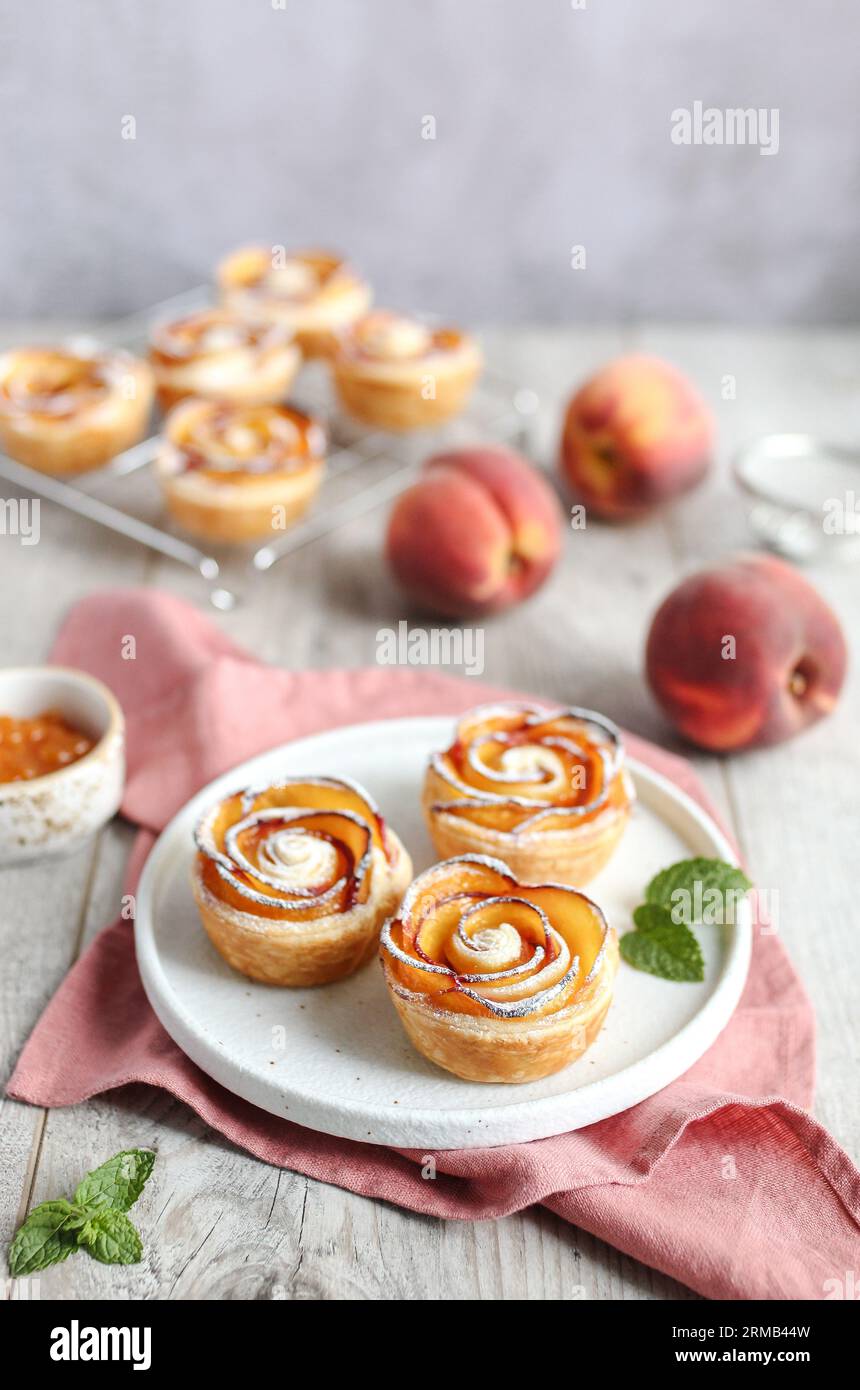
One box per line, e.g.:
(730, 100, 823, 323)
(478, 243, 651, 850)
(149, 310, 300, 411)
(0, 347, 154, 475)
(218, 247, 372, 357)
(193, 775, 412, 987)
(423, 702, 634, 887)
(332, 311, 482, 431)
(380, 854, 617, 1083)
(157, 398, 325, 543)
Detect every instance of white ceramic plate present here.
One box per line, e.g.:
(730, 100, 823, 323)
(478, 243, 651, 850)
(135, 716, 751, 1149)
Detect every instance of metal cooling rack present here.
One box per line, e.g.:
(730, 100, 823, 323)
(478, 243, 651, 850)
(0, 287, 540, 608)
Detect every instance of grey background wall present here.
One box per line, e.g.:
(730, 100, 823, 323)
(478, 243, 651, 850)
(3, 0, 857, 324)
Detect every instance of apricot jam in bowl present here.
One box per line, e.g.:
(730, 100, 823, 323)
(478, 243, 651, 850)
(0, 667, 124, 864)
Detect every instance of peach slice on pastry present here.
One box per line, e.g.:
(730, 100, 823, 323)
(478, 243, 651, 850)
(149, 309, 300, 411)
(156, 398, 325, 544)
(332, 310, 482, 431)
(217, 246, 372, 357)
(423, 702, 634, 886)
(193, 775, 412, 986)
(0, 346, 154, 475)
(380, 853, 617, 1083)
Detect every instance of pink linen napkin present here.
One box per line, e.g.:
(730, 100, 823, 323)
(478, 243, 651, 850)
(8, 589, 860, 1300)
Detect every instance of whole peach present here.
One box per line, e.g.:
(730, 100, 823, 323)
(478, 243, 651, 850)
(559, 354, 714, 520)
(645, 555, 847, 751)
(385, 445, 562, 617)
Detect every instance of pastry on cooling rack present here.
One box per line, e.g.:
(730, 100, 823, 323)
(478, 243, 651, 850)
(0, 346, 154, 475)
(217, 246, 372, 357)
(148, 309, 300, 411)
(156, 398, 325, 544)
(423, 703, 634, 887)
(331, 310, 482, 431)
(193, 775, 413, 986)
(380, 854, 617, 1083)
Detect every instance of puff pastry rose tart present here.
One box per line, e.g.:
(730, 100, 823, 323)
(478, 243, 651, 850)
(0, 346, 154, 475)
(332, 310, 482, 431)
(148, 310, 300, 411)
(193, 776, 412, 987)
(218, 247, 372, 357)
(424, 703, 634, 887)
(381, 854, 617, 1083)
(156, 398, 325, 543)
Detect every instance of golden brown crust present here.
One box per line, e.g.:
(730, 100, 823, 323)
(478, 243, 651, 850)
(217, 246, 372, 356)
(332, 311, 481, 430)
(423, 702, 634, 887)
(193, 775, 412, 987)
(384, 931, 618, 1083)
(423, 765, 632, 885)
(194, 836, 412, 986)
(0, 347, 154, 475)
(156, 398, 325, 544)
(380, 854, 616, 1083)
(149, 310, 300, 410)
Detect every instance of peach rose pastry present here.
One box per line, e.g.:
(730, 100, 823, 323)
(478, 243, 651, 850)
(218, 247, 372, 357)
(423, 703, 634, 887)
(380, 854, 617, 1083)
(156, 398, 325, 544)
(193, 776, 412, 987)
(149, 309, 300, 411)
(332, 310, 482, 431)
(0, 346, 154, 475)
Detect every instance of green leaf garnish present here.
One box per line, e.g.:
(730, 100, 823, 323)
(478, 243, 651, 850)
(620, 912, 705, 982)
(632, 902, 675, 933)
(645, 857, 752, 923)
(621, 855, 752, 984)
(8, 1200, 81, 1277)
(74, 1149, 155, 1214)
(7, 1150, 154, 1279)
(78, 1209, 143, 1266)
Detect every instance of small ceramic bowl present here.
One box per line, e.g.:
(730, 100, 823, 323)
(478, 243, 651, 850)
(0, 667, 125, 864)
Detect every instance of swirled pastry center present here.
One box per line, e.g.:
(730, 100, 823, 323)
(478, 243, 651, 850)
(263, 259, 321, 300)
(195, 776, 395, 922)
(428, 703, 631, 836)
(201, 323, 245, 352)
(1, 351, 112, 418)
(445, 919, 522, 974)
(152, 312, 283, 361)
(355, 312, 432, 361)
(381, 857, 610, 1020)
(480, 740, 568, 793)
(252, 826, 341, 891)
(167, 403, 322, 481)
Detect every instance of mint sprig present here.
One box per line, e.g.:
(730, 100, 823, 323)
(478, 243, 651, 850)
(621, 906, 704, 982)
(620, 856, 752, 984)
(8, 1150, 154, 1279)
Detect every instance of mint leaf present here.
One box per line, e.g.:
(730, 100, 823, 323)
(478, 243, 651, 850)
(7, 1149, 155, 1278)
(620, 910, 705, 983)
(78, 1209, 143, 1266)
(8, 1200, 80, 1276)
(74, 1149, 155, 1214)
(632, 902, 676, 933)
(645, 857, 752, 924)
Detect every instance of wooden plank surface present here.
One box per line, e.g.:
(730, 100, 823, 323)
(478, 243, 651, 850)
(1, 324, 857, 1300)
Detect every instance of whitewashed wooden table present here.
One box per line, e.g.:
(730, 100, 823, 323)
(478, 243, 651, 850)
(1, 325, 858, 1301)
